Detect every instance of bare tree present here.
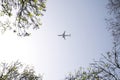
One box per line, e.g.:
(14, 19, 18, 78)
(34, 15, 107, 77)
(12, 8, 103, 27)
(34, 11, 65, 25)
(91, 43, 120, 80)
(0, 0, 46, 36)
(65, 43, 120, 80)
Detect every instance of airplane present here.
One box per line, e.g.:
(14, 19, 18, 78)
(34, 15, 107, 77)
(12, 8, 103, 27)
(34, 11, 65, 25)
(58, 31, 71, 40)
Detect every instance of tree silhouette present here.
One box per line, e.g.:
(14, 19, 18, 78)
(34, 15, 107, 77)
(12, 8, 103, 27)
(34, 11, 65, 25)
(90, 43, 120, 80)
(65, 44, 120, 80)
(0, 0, 46, 36)
(0, 61, 42, 80)
(65, 67, 101, 80)
(106, 0, 120, 44)
(65, 1, 120, 79)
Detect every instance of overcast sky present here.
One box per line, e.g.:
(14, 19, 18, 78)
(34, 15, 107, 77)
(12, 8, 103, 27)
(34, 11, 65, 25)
(0, 0, 114, 80)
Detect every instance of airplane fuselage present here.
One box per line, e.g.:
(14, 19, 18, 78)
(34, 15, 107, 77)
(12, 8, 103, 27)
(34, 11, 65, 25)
(58, 33, 71, 40)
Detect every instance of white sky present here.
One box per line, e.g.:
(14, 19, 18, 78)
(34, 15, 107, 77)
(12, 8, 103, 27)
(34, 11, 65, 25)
(0, 0, 113, 80)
